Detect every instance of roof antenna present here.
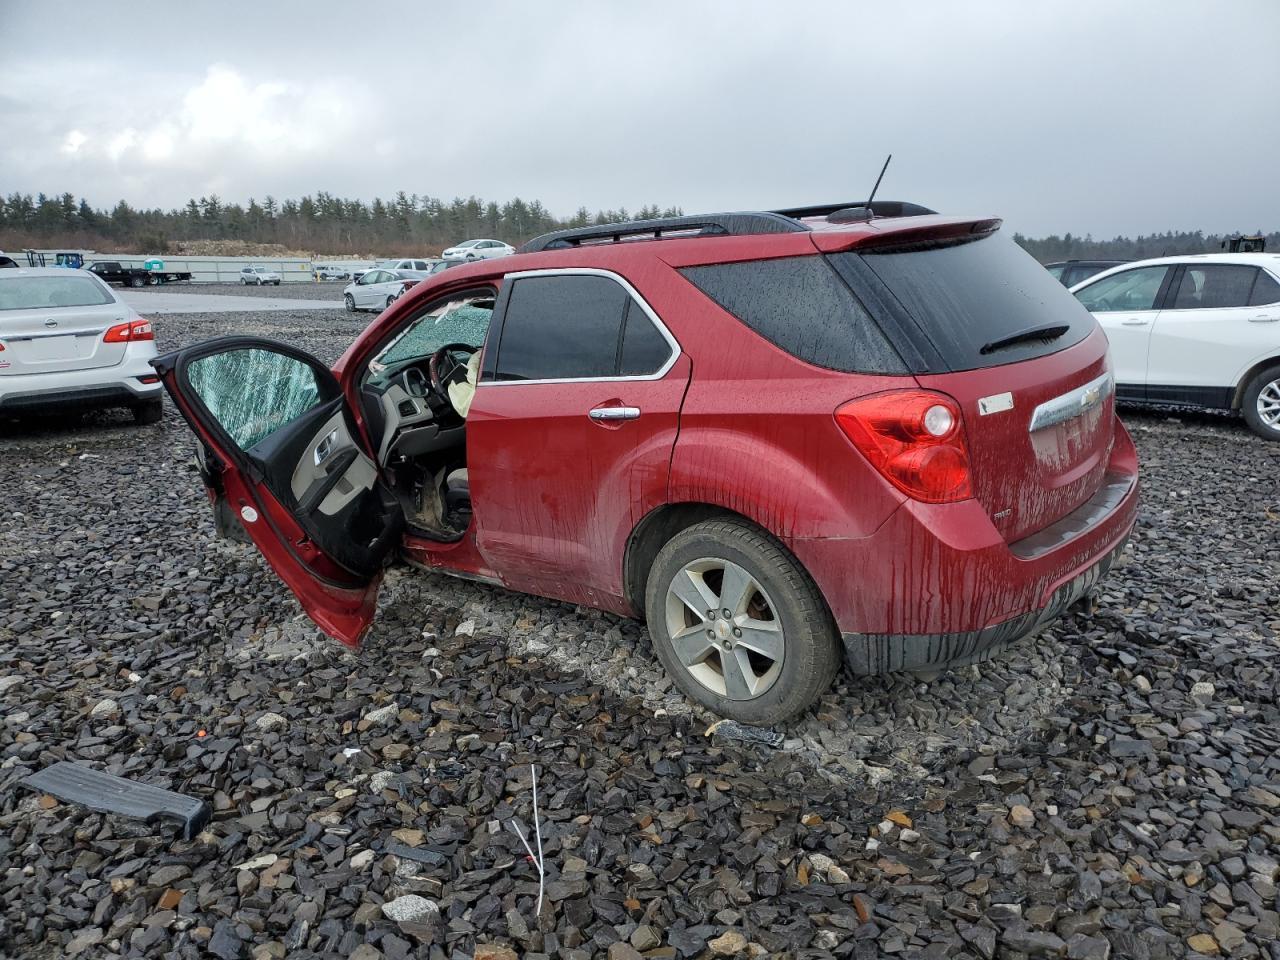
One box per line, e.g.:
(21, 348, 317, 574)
(865, 154, 892, 211)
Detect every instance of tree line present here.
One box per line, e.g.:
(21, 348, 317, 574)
(0, 191, 686, 257)
(0, 189, 1272, 260)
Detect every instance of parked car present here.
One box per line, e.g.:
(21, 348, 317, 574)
(153, 203, 1139, 723)
(1045, 259, 1128, 288)
(0, 268, 163, 422)
(315, 265, 351, 281)
(0, 252, 18, 269)
(240, 266, 282, 286)
(377, 258, 437, 272)
(343, 269, 421, 312)
(88, 261, 193, 287)
(1071, 253, 1280, 439)
(441, 239, 515, 262)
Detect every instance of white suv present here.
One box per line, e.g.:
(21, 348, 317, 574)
(1071, 253, 1280, 439)
(240, 265, 281, 286)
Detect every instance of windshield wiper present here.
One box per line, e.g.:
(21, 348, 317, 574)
(980, 323, 1070, 356)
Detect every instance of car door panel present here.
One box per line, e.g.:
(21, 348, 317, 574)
(1075, 265, 1173, 397)
(152, 337, 403, 646)
(1146, 265, 1268, 399)
(467, 357, 691, 612)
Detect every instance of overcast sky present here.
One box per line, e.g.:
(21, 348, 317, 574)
(2, 1, 1277, 237)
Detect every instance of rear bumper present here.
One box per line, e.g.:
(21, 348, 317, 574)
(841, 531, 1129, 674)
(788, 419, 1140, 673)
(0, 351, 162, 414)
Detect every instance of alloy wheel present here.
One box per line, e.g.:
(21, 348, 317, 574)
(663, 557, 784, 700)
(1258, 378, 1280, 428)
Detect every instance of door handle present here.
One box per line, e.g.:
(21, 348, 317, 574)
(1120, 319, 1150, 326)
(588, 406, 640, 421)
(314, 429, 339, 465)
(1249, 315, 1279, 323)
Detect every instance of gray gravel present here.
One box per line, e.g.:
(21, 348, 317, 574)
(1, 308, 1278, 959)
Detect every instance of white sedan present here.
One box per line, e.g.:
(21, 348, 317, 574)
(1071, 252, 1280, 439)
(441, 239, 514, 262)
(343, 269, 421, 313)
(0, 267, 163, 422)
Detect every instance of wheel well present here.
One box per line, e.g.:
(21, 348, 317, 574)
(623, 503, 767, 617)
(1233, 356, 1280, 409)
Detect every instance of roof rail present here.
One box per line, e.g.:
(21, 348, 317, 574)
(520, 212, 807, 254)
(771, 200, 937, 220)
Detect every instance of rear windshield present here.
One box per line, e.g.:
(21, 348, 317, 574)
(838, 233, 1095, 371)
(0, 275, 115, 311)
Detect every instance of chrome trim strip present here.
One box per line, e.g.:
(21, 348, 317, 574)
(1028, 371, 1114, 432)
(5, 327, 110, 341)
(477, 267, 681, 387)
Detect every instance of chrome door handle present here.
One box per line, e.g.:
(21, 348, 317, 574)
(1120, 319, 1150, 326)
(1249, 315, 1279, 323)
(588, 406, 640, 421)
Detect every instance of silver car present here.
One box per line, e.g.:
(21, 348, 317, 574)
(343, 269, 421, 312)
(240, 265, 282, 286)
(0, 268, 163, 422)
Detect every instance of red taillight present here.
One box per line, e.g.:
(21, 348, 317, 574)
(835, 390, 974, 503)
(104, 318, 154, 343)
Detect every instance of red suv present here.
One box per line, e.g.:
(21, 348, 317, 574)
(155, 201, 1139, 724)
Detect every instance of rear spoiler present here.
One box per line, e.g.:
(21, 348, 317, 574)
(810, 217, 1003, 254)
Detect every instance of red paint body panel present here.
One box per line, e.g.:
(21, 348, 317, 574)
(786, 421, 1138, 635)
(465, 354, 691, 613)
(916, 328, 1116, 543)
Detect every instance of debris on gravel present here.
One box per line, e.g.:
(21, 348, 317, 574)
(1, 309, 1278, 959)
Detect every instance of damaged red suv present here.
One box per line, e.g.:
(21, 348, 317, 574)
(155, 201, 1139, 724)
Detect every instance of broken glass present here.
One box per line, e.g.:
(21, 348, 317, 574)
(188, 349, 322, 450)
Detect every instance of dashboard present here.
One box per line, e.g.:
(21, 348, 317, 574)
(368, 361, 463, 464)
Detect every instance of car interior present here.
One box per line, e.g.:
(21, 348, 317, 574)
(356, 288, 496, 540)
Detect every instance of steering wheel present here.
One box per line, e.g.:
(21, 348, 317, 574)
(427, 342, 480, 401)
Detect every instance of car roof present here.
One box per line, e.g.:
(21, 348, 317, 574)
(0, 267, 103, 279)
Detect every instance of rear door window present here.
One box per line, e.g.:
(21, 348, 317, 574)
(680, 256, 907, 374)
(493, 274, 672, 381)
(1172, 264, 1258, 309)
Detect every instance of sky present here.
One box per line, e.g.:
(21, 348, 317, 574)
(2, 0, 1278, 238)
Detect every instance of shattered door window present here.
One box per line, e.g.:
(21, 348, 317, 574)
(188, 349, 323, 450)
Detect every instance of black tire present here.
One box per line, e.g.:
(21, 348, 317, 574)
(241, 278, 248, 285)
(133, 399, 163, 425)
(129, 276, 144, 288)
(274, 280, 281, 286)
(644, 518, 840, 724)
(344, 294, 356, 313)
(385, 294, 397, 310)
(1242, 365, 1280, 441)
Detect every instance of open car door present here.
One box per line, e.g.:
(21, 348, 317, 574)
(151, 337, 404, 646)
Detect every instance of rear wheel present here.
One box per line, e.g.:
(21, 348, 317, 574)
(1242, 365, 1280, 441)
(133, 399, 163, 425)
(644, 518, 840, 724)
(129, 276, 145, 288)
(344, 293, 356, 313)
(385, 294, 397, 310)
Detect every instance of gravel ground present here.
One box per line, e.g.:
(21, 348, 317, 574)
(2, 309, 1278, 960)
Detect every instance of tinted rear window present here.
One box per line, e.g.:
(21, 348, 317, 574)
(679, 256, 907, 374)
(0, 275, 115, 311)
(839, 233, 1096, 372)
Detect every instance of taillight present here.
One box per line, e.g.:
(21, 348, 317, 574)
(103, 318, 154, 343)
(835, 390, 973, 503)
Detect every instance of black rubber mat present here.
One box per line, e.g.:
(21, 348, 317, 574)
(22, 761, 211, 841)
